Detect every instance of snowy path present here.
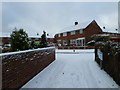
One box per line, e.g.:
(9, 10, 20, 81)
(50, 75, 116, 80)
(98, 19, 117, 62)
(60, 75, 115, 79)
(22, 49, 118, 88)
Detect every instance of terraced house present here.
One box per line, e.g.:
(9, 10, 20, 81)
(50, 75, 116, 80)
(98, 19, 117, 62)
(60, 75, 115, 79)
(54, 20, 102, 46)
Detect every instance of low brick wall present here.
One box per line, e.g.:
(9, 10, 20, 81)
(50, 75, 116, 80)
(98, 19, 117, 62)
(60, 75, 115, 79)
(95, 44, 120, 86)
(1, 47, 55, 89)
(58, 46, 94, 49)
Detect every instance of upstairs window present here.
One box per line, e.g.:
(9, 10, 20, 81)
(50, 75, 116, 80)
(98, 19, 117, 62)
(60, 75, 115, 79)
(70, 31, 75, 35)
(63, 32, 67, 36)
(80, 29, 83, 34)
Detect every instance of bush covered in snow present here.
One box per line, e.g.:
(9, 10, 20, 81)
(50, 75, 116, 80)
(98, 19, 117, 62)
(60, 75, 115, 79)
(91, 34, 110, 42)
(95, 41, 120, 56)
(40, 31, 48, 48)
(88, 34, 110, 46)
(10, 28, 29, 51)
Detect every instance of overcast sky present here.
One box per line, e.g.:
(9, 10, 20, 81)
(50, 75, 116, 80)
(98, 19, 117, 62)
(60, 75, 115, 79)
(2, 2, 118, 37)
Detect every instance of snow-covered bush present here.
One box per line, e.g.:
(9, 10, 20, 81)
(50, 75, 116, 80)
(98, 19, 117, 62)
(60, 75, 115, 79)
(88, 34, 110, 46)
(95, 40, 120, 56)
(95, 40, 120, 86)
(40, 31, 48, 48)
(91, 34, 110, 42)
(10, 28, 29, 51)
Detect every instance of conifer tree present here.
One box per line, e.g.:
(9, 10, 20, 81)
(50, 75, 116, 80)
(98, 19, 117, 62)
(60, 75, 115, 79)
(10, 28, 29, 51)
(40, 31, 48, 48)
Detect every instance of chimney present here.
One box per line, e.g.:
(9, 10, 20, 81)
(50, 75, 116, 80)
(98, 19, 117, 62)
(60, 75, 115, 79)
(103, 27, 105, 29)
(75, 22, 78, 25)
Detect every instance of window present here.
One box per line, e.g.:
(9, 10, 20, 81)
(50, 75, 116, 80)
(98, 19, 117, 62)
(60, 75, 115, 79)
(76, 38, 85, 46)
(70, 39, 76, 44)
(70, 31, 75, 35)
(0, 42, 3, 46)
(63, 40, 67, 45)
(80, 29, 83, 34)
(63, 32, 67, 36)
(58, 34, 61, 37)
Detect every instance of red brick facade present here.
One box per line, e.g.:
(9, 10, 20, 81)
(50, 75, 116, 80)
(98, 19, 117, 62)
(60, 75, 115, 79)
(84, 20, 102, 42)
(54, 20, 102, 46)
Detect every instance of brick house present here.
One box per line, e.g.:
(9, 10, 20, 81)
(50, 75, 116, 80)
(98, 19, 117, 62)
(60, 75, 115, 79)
(54, 20, 102, 46)
(0, 36, 54, 47)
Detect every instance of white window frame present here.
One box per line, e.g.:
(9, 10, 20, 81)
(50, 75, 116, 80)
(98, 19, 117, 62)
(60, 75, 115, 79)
(0, 42, 3, 46)
(70, 31, 75, 35)
(63, 40, 67, 45)
(76, 37, 85, 46)
(63, 32, 67, 36)
(70, 39, 76, 44)
(80, 29, 83, 34)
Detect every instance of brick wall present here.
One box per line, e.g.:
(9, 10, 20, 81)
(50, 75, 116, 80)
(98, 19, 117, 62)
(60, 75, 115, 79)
(1, 47, 55, 89)
(84, 20, 102, 42)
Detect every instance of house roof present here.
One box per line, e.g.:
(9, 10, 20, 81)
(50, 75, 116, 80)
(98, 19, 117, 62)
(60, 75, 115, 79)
(57, 20, 120, 35)
(0, 34, 54, 38)
(57, 20, 94, 34)
(102, 29, 119, 34)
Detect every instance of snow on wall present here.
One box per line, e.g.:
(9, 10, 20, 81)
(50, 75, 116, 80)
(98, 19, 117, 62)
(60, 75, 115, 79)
(0, 47, 55, 56)
(2, 47, 55, 88)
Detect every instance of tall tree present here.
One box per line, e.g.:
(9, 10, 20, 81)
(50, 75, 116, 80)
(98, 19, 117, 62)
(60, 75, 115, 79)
(10, 28, 29, 51)
(40, 31, 48, 48)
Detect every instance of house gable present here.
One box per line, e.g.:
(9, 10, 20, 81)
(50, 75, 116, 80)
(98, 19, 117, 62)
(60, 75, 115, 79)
(84, 20, 102, 42)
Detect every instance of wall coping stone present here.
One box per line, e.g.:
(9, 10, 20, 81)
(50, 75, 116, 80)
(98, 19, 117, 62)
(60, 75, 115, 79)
(0, 47, 55, 56)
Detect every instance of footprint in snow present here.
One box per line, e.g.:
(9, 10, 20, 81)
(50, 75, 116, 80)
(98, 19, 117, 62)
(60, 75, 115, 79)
(36, 81, 38, 83)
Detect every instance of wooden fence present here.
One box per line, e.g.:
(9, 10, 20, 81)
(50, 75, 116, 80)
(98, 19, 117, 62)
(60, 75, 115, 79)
(95, 43, 120, 86)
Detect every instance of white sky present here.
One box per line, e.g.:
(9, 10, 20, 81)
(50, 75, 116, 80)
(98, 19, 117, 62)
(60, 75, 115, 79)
(1, 1, 119, 37)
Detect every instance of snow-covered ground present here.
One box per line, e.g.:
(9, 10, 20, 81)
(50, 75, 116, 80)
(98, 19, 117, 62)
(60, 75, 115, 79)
(22, 49, 118, 88)
(56, 49, 95, 52)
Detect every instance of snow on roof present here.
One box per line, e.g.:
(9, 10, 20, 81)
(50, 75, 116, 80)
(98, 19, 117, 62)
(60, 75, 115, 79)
(102, 29, 119, 34)
(96, 34, 110, 37)
(1, 33, 11, 37)
(46, 34, 54, 38)
(87, 40, 95, 44)
(58, 20, 93, 34)
(29, 36, 41, 38)
(0, 35, 54, 38)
